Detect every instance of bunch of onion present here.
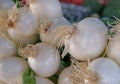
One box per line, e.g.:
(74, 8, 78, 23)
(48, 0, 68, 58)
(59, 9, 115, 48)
(7, 5, 39, 46)
(19, 42, 60, 77)
(107, 18, 120, 66)
(58, 58, 120, 84)
(29, 0, 62, 22)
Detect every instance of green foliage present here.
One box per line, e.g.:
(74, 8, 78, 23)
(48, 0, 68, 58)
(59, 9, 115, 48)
(23, 68, 36, 84)
(83, 0, 102, 13)
(13, 0, 21, 3)
(102, 0, 120, 18)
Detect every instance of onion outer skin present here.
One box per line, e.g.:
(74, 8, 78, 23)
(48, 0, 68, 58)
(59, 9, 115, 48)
(107, 33, 120, 66)
(0, 56, 29, 84)
(0, 0, 14, 18)
(0, 34, 17, 57)
(58, 67, 72, 84)
(89, 58, 120, 84)
(28, 43, 60, 77)
(67, 17, 108, 61)
(29, 0, 62, 21)
(36, 76, 54, 84)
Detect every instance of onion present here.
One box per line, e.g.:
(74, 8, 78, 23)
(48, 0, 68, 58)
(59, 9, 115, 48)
(29, 0, 62, 21)
(0, 56, 29, 84)
(19, 43, 60, 77)
(107, 33, 120, 66)
(58, 67, 72, 84)
(0, 0, 14, 30)
(39, 17, 73, 46)
(0, 33, 17, 57)
(64, 17, 108, 61)
(7, 6, 39, 46)
(58, 58, 120, 84)
(36, 76, 54, 84)
(107, 19, 120, 66)
(0, 0, 14, 18)
(8, 29, 39, 46)
(89, 58, 120, 84)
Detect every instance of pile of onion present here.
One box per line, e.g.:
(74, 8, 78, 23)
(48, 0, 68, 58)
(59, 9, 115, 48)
(0, 0, 120, 84)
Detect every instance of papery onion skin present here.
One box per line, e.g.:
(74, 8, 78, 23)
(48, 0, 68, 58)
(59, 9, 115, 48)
(66, 17, 108, 61)
(89, 58, 120, 84)
(29, 0, 62, 21)
(27, 43, 60, 77)
(107, 33, 120, 66)
(0, 57, 29, 84)
(58, 67, 72, 84)
(36, 76, 54, 84)
(0, 34, 17, 57)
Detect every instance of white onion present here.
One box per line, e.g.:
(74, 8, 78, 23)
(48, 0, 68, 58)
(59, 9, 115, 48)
(29, 0, 62, 21)
(0, 56, 29, 84)
(64, 17, 108, 61)
(58, 67, 72, 84)
(36, 76, 54, 84)
(107, 33, 120, 66)
(19, 43, 60, 77)
(0, 34, 17, 57)
(8, 7, 38, 36)
(58, 58, 120, 84)
(0, 0, 14, 18)
(40, 17, 73, 46)
(8, 28, 39, 46)
(0, 0, 14, 29)
(7, 7, 39, 46)
(89, 58, 120, 84)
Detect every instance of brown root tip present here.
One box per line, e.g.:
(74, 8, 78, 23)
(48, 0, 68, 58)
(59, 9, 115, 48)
(69, 58, 98, 84)
(18, 44, 38, 58)
(7, 4, 19, 28)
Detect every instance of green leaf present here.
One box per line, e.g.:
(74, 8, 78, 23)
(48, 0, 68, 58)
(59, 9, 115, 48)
(101, 18, 115, 25)
(102, 0, 120, 18)
(23, 76, 36, 84)
(23, 68, 36, 84)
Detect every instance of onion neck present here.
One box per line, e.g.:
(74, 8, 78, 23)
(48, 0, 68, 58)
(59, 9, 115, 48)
(18, 44, 39, 58)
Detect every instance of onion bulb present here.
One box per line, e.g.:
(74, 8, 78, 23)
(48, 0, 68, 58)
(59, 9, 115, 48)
(36, 76, 54, 84)
(0, 33, 17, 57)
(58, 58, 120, 84)
(64, 17, 108, 61)
(0, 57, 29, 84)
(7, 6, 39, 46)
(0, 0, 14, 29)
(89, 58, 120, 84)
(19, 43, 60, 77)
(58, 67, 72, 84)
(29, 0, 62, 21)
(107, 19, 120, 66)
(0, 0, 14, 18)
(39, 17, 73, 46)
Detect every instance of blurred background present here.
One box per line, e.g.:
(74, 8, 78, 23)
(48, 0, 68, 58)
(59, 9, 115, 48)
(59, 0, 120, 23)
